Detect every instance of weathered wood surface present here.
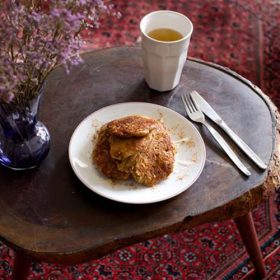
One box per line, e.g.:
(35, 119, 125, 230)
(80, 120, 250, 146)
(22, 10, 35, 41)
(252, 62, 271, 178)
(0, 47, 279, 263)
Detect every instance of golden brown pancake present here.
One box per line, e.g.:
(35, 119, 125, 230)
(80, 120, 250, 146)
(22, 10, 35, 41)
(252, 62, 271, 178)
(92, 125, 129, 180)
(107, 115, 158, 138)
(92, 115, 175, 186)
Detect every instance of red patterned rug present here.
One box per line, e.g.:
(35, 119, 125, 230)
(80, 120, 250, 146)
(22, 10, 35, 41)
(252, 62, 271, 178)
(1, 0, 280, 279)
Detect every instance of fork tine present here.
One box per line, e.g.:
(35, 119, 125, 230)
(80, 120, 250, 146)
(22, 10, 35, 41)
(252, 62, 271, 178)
(183, 94, 194, 113)
(184, 93, 196, 113)
(189, 93, 199, 111)
(186, 94, 196, 112)
(181, 94, 192, 116)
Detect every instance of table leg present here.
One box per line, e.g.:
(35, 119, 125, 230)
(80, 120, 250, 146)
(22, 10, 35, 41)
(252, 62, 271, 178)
(12, 250, 31, 280)
(234, 212, 265, 279)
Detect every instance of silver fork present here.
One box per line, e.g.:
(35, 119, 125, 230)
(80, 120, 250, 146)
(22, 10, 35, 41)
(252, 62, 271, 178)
(181, 93, 251, 176)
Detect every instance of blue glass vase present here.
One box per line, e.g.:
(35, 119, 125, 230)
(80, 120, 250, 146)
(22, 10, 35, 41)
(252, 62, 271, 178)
(0, 85, 50, 170)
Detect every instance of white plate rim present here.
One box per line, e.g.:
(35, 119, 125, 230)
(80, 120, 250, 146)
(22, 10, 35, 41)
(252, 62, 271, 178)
(68, 102, 206, 204)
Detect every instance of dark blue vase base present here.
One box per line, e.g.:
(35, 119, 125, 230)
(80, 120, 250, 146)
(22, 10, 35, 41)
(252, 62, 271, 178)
(0, 122, 50, 170)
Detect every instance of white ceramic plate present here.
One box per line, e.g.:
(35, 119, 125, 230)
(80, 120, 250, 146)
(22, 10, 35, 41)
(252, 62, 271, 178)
(69, 102, 206, 204)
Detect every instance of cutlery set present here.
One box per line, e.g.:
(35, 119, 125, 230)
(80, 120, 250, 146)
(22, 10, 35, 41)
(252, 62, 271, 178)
(181, 91, 267, 176)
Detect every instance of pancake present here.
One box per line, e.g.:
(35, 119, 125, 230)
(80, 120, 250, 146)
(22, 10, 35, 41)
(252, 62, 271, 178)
(107, 115, 158, 138)
(92, 125, 130, 180)
(93, 115, 175, 186)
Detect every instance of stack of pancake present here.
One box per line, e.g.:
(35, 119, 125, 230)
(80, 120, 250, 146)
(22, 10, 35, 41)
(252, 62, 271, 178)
(93, 115, 175, 186)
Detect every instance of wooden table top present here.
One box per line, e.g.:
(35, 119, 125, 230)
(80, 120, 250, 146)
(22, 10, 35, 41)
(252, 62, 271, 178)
(0, 47, 279, 264)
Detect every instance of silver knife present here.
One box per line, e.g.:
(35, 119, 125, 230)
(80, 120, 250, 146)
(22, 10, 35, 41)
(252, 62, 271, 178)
(191, 90, 267, 170)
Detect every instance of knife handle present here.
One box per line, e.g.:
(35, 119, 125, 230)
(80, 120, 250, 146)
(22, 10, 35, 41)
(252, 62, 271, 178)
(204, 121, 251, 176)
(219, 122, 267, 170)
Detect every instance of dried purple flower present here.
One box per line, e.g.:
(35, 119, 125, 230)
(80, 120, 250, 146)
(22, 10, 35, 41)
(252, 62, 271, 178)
(0, 0, 118, 104)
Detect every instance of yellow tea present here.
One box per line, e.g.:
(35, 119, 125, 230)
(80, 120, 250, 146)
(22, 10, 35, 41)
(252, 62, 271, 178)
(147, 28, 183, 42)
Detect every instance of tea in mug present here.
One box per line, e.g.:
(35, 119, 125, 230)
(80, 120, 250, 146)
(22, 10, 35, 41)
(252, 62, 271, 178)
(147, 28, 183, 42)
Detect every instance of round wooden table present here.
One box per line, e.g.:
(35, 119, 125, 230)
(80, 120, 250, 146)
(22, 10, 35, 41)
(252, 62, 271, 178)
(0, 47, 279, 279)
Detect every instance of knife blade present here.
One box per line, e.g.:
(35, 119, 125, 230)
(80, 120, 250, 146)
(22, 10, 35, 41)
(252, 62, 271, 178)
(190, 90, 267, 170)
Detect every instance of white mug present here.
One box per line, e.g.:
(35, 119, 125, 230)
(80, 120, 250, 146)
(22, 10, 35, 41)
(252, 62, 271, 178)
(140, 10, 193, 92)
